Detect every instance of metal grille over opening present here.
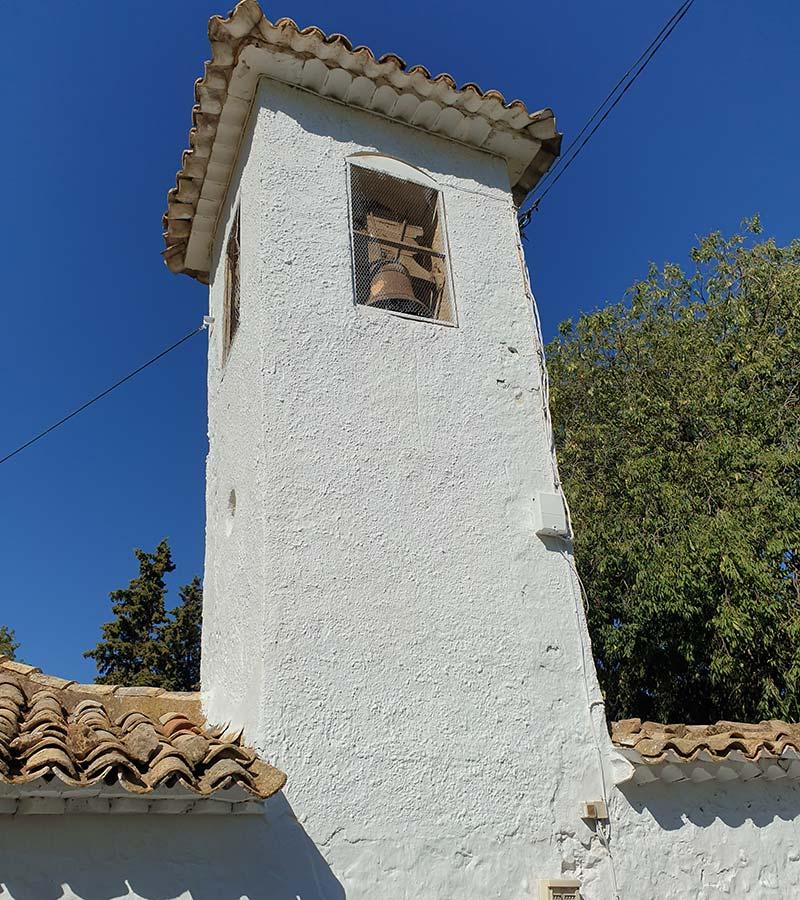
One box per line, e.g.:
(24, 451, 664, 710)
(349, 164, 455, 324)
(223, 206, 241, 362)
(539, 881, 581, 900)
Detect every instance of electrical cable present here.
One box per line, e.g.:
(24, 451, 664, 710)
(0, 322, 207, 468)
(529, 0, 693, 202)
(563, 547, 622, 900)
(515, 216, 620, 898)
(519, 0, 697, 229)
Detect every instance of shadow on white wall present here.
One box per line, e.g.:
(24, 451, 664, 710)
(619, 778, 800, 830)
(0, 794, 344, 900)
(612, 780, 800, 895)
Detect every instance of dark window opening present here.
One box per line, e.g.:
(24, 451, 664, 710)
(223, 206, 241, 362)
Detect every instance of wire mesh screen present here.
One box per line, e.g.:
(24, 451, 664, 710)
(224, 206, 241, 361)
(349, 165, 455, 324)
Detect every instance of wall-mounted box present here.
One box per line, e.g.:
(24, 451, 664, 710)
(580, 799, 608, 820)
(534, 492, 570, 538)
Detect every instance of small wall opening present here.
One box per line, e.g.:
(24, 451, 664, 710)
(225, 488, 237, 537)
(222, 206, 241, 363)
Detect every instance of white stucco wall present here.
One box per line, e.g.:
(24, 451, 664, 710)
(201, 77, 617, 898)
(0, 795, 344, 899)
(3, 781, 798, 899)
(612, 778, 800, 897)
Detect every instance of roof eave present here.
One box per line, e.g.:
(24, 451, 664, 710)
(0, 656, 286, 805)
(617, 747, 800, 786)
(612, 716, 800, 786)
(163, 0, 561, 281)
(0, 779, 267, 815)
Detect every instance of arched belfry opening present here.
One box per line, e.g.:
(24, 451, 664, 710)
(347, 155, 456, 324)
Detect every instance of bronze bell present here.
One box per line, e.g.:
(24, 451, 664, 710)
(367, 261, 430, 317)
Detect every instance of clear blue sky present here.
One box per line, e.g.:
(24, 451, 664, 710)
(2, 1, 797, 682)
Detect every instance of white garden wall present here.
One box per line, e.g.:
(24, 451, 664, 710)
(0, 795, 342, 899)
(612, 778, 800, 898)
(2, 781, 799, 899)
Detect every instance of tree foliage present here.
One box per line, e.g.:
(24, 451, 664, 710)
(84, 539, 202, 691)
(0, 625, 19, 660)
(159, 576, 203, 692)
(546, 220, 800, 724)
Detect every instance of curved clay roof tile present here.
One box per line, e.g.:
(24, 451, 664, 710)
(0, 656, 284, 802)
(162, 0, 560, 280)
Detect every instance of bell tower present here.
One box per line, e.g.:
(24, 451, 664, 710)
(164, 3, 615, 896)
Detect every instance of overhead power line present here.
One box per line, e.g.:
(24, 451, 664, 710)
(0, 322, 206, 468)
(519, 0, 697, 229)
(530, 0, 694, 201)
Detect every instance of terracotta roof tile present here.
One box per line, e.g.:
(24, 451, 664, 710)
(164, 0, 561, 281)
(611, 717, 800, 764)
(0, 656, 284, 802)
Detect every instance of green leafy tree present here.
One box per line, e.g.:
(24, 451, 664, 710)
(159, 576, 203, 692)
(0, 625, 19, 660)
(85, 540, 203, 690)
(546, 219, 800, 724)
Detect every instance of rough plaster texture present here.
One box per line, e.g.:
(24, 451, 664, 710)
(0, 795, 344, 899)
(2, 786, 799, 899)
(612, 780, 800, 898)
(201, 78, 616, 898)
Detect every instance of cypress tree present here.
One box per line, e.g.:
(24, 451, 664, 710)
(159, 576, 203, 691)
(85, 539, 175, 685)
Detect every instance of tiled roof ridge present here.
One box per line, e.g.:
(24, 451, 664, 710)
(0, 655, 286, 802)
(213, 5, 539, 112)
(612, 716, 800, 764)
(163, 0, 561, 280)
(0, 655, 195, 703)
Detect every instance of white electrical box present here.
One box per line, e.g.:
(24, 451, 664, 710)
(534, 492, 570, 538)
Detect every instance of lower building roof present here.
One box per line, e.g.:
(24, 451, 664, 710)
(612, 718, 800, 785)
(0, 656, 285, 814)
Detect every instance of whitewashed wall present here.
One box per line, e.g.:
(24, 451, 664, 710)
(201, 77, 617, 898)
(0, 795, 344, 899)
(612, 779, 800, 898)
(2, 782, 797, 898)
